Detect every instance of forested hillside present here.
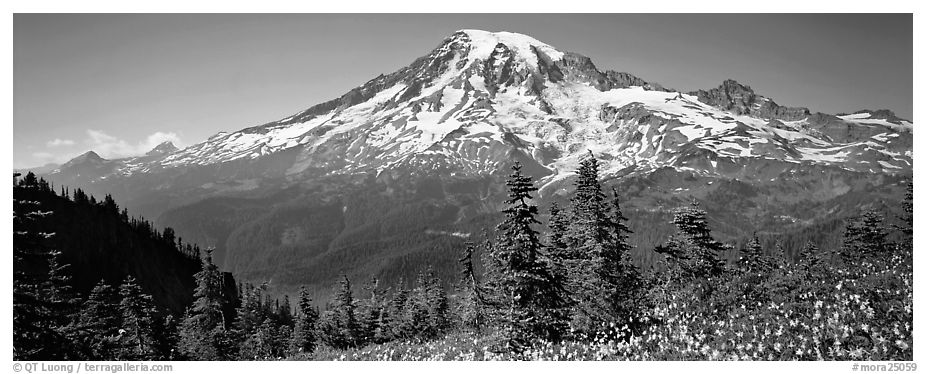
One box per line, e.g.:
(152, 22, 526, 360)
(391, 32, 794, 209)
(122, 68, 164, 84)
(13, 172, 238, 360)
(14, 150, 911, 360)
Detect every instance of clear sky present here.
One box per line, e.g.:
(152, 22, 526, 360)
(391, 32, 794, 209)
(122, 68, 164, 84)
(13, 13, 913, 168)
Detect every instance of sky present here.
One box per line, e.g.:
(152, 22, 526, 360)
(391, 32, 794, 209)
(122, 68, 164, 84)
(13, 14, 913, 168)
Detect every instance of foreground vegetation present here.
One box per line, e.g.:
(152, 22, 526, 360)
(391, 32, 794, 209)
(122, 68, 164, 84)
(302, 228, 911, 360)
(13, 153, 913, 360)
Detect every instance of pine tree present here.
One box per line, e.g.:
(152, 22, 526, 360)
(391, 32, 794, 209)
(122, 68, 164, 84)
(156, 314, 180, 360)
(771, 240, 788, 269)
(566, 153, 615, 333)
(563, 154, 639, 336)
(798, 241, 827, 273)
(456, 242, 486, 333)
(386, 280, 410, 341)
(243, 316, 287, 359)
(487, 162, 568, 351)
(356, 277, 385, 344)
(278, 295, 293, 326)
(13, 175, 62, 360)
(895, 182, 913, 254)
(738, 234, 766, 273)
(116, 276, 160, 360)
(13, 174, 85, 359)
(841, 210, 887, 264)
(318, 275, 360, 349)
(567, 153, 613, 263)
(656, 201, 727, 279)
(73, 280, 122, 359)
(404, 271, 431, 340)
(546, 202, 570, 258)
(422, 268, 451, 339)
(178, 248, 230, 360)
(290, 286, 319, 355)
(545, 203, 572, 304)
(33, 249, 82, 359)
(234, 283, 270, 359)
(605, 187, 645, 335)
(43, 250, 81, 322)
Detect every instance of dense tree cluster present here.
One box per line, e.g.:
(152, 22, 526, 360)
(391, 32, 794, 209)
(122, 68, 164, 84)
(14, 173, 199, 360)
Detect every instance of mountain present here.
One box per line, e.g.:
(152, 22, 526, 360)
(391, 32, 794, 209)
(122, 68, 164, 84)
(34, 30, 912, 299)
(66, 30, 910, 180)
(146, 141, 179, 156)
(15, 162, 60, 175)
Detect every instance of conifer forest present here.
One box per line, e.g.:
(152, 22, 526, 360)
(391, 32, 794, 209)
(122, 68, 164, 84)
(12, 152, 914, 361)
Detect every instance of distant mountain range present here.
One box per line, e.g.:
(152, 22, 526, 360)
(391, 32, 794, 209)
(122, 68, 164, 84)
(31, 30, 912, 299)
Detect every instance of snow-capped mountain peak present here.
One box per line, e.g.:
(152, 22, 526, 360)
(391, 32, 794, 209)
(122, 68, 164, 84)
(75, 30, 910, 186)
(454, 29, 565, 66)
(62, 150, 105, 167)
(146, 141, 179, 156)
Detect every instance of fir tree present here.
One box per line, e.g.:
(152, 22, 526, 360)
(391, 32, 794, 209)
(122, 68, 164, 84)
(422, 268, 451, 339)
(567, 153, 613, 263)
(278, 295, 293, 326)
(43, 250, 81, 325)
(73, 280, 122, 359)
(771, 240, 788, 269)
(116, 276, 160, 360)
(605, 187, 645, 335)
(33, 249, 82, 359)
(798, 241, 827, 273)
(656, 201, 728, 279)
(403, 271, 432, 340)
(13, 197, 50, 359)
(356, 277, 385, 344)
(544, 203, 572, 309)
(318, 275, 361, 349)
(14, 175, 77, 360)
(901, 182, 913, 237)
(456, 242, 486, 333)
(178, 248, 230, 360)
(488, 162, 568, 351)
(841, 210, 888, 264)
(895, 182, 913, 253)
(156, 314, 180, 360)
(738, 234, 767, 273)
(386, 280, 410, 341)
(563, 154, 638, 336)
(241, 316, 288, 359)
(234, 283, 270, 359)
(547, 202, 570, 253)
(290, 286, 319, 355)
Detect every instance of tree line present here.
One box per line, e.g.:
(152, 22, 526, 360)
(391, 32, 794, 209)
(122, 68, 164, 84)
(13, 151, 913, 359)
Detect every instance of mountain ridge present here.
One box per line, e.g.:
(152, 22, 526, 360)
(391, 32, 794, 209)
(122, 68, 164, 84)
(46, 30, 912, 183)
(31, 29, 912, 300)
(58, 30, 910, 180)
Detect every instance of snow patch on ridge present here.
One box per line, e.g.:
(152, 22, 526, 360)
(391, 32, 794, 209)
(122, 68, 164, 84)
(459, 29, 565, 66)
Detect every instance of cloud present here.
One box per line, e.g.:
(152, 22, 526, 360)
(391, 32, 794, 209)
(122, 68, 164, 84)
(30, 151, 79, 166)
(46, 138, 76, 147)
(19, 130, 185, 169)
(85, 130, 183, 159)
(32, 152, 55, 161)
